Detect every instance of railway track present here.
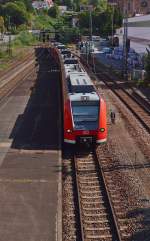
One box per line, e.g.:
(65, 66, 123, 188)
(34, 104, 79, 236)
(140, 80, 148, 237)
(0, 47, 44, 102)
(79, 55, 150, 134)
(0, 49, 35, 79)
(63, 150, 82, 241)
(63, 146, 132, 241)
(96, 71, 150, 133)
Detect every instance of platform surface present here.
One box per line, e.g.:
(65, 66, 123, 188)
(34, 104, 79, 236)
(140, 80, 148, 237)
(0, 48, 61, 241)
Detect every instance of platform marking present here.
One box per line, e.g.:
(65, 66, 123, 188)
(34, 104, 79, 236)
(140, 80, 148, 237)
(0, 139, 13, 166)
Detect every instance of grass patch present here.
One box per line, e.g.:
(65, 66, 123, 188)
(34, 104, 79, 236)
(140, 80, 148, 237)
(0, 31, 39, 72)
(13, 31, 39, 47)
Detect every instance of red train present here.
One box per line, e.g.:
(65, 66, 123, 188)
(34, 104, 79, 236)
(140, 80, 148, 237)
(57, 44, 107, 145)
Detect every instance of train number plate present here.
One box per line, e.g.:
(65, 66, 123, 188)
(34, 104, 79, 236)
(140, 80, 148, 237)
(82, 131, 90, 135)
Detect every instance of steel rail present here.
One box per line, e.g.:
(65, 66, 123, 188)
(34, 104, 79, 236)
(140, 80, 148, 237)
(97, 72, 150, 134)
(73, 149, 122, 241)
(0, 50, 35, 79)
(73, 153, 85, 241)
(94, 150, 123, 241)
(97, 67, 150, 115)
(79, 55, 150, 134)
(0, 47, 44, 103)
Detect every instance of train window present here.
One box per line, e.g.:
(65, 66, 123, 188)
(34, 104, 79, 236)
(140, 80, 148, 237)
(61, 50, 71, 55)
(64, 59, 78, 64)
(72, 104, 99, 130)
(73, 85, 95, 93)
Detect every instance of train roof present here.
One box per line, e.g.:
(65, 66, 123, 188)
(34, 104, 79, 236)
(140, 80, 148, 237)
(64, 58, 78, 65)
(69, 72, 93, 86)
(68, 72, 98, 96)
(65, 64, 85, 76)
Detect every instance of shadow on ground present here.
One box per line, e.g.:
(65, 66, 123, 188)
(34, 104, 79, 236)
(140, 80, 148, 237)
(128, 206, 150, 241)
(10, 47, 61, 150)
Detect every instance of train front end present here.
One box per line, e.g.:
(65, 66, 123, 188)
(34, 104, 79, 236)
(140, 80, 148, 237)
(64, 73, 107, 145)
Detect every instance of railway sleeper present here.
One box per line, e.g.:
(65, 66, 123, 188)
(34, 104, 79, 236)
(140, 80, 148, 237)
(86, 234, 113, 239)
(78, 168, 97, 172)
(82, 199, 105, 204)
(83, 202, 106, 207)
(83, 212, 108, 217)
(81, 195, 103, 199)
(121, 232, 131, 238)
(85, 227, 111, 231)
(85, 223, 111, 229)
(79, 176, 99, 180)
(83, 207, 106, 211)
(80, 190, 102, 195)
(79, 180, 99, 184)
(110, 193, 122, 198)
(80, 184, 100, 189)
(119, 225, 129, 231)
(84, 219, 110, 224)
(78, 161, 94, 164)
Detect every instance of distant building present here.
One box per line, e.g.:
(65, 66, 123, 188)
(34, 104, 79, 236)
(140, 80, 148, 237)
(58, 5, 68, 15)
(112, 0, 150, 16)
(32, 0, 53, 10)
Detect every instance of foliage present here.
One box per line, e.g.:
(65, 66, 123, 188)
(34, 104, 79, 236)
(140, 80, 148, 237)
(32, 14, 55, 30)
(0, 16, 4, 33)
(48, 4, 60, 18)
(13, 31, 37, 46)
(2, 2, 29, 27)
(144, 46, 150, 82)
(79, 5, 122, 36)
(0, 0, 33, 12)
(58, 26, 80, 43)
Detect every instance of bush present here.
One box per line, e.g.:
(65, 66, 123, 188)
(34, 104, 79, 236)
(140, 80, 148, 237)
(13, 31, 37, 47)
(48, 4, 59, 18)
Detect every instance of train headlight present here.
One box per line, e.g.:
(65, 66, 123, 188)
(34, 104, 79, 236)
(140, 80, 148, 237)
(100, 128, 105, 132)
(67, 129, 72, 133)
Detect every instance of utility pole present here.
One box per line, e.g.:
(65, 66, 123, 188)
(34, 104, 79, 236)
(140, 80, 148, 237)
(88, 5, 93, 55)
(8, 16, 12, 57)
(108, 1, 117, 46)
(123, 4, 128, 80)
(89, 7, 92, 42)
(111, 4, 114, 46)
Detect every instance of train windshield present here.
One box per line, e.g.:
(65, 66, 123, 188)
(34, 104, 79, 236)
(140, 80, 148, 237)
(64, 59, 78, 64)
(72, 103, 99, 130)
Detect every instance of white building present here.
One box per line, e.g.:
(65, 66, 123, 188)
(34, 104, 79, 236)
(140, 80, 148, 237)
(32, 0, 53, 10)
(117, 14, 150, 54)
(58, 6, 68, 15)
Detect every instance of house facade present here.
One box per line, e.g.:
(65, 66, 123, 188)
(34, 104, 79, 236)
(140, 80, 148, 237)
(32, 0, 53, 10)
(108, 0, 150, 16)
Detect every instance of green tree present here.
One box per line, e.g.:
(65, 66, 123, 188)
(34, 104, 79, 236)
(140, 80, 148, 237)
(0, 16, 4, 34)
(48, 4, 60, 18)
(79, 4, 122, 37)
(3, 2, 29, 27)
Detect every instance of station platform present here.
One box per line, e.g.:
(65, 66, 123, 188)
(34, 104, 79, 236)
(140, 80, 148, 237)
(0, 48, 62, 241)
